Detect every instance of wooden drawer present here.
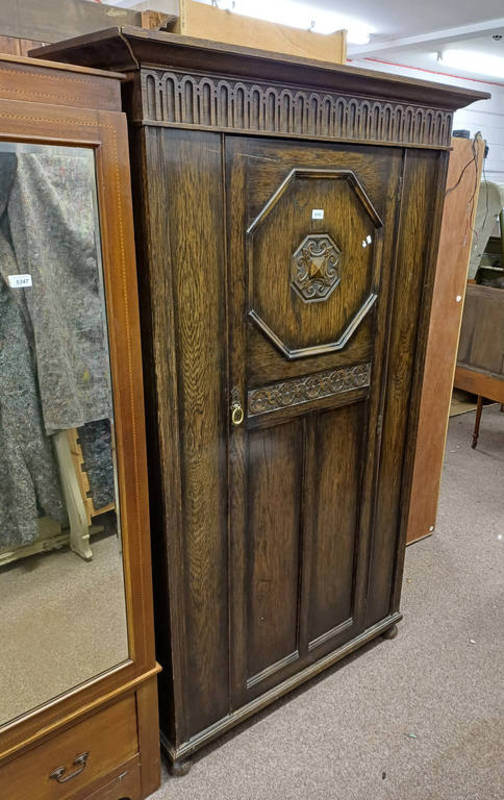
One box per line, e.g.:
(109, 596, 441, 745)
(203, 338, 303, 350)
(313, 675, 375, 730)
(84, 759, 141, 800)
(0, 695, 138, 800)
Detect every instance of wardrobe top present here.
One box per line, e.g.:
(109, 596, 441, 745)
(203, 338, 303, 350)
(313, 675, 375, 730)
(33, 26, 488, 112)
(0, 51, 124, 80)
(0, 51, 124, 112)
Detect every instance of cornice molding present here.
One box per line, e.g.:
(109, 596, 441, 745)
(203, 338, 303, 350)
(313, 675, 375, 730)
(137, 67, 453, 148)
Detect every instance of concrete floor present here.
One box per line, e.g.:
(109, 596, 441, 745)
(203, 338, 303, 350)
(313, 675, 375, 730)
(152, 404, 504, 800)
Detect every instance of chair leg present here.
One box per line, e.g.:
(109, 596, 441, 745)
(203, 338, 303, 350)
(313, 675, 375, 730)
(472, 395, 483, 449)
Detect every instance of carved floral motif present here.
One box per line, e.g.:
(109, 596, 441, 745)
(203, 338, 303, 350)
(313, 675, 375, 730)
(248, 363, 371, 417)
(291, 234, 341, 302)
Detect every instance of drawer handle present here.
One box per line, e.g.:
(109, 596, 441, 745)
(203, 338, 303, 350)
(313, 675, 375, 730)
(49, 752, 89, 784)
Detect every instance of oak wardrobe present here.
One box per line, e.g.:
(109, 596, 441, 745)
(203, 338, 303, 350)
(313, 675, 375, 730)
(36, 28, 486, 773)
(0, 53, 160, 799)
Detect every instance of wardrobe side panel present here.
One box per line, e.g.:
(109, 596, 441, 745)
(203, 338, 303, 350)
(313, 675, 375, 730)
(367, 149, 448, 625)
(136, 126, 229, 741)
(129, 125, 178, 746)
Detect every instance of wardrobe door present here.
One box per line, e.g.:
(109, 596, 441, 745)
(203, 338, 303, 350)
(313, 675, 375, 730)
(226, 137, 402, 706)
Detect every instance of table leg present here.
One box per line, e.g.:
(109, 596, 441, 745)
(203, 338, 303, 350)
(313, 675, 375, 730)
(472, 395, 483, 449)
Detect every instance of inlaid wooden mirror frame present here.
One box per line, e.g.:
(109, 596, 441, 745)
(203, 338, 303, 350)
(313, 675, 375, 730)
(0, 53, 160, 800)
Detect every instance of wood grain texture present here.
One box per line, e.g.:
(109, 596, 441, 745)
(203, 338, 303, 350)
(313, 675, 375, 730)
(232, 136, 397, 390)
(307, 404, 363, 648)
(39, 31, 480, 765)
(0, 0, 137, 45)
(367, 149, 448, 624)
(0, 696, 138, 800)
(0, 53, 122, 111)
(248, 169, 380, 354)
(135, 66, 453, 149)
(33, 27, 487, 112)
(134, 127, 229, 742)
(82, 759, 141, 800)
(457, 285, 504, 375)
(454, 366, 504, 404)
(0, 36, 44, 57)
(407, 137, 484, 544)
(227, 135, 402, 708)
(173, 0, 346, 64)
(135, 677, 161, 798)
(247, 421, 303, 681)
(248, 318, 373, 386)
(248, 363, 371, 417)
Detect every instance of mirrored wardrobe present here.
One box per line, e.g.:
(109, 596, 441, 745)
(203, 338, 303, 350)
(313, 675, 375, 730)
(0, 54, 160, 800)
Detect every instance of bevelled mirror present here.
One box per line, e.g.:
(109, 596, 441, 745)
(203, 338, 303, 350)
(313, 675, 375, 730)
(0, 141, 129, 725)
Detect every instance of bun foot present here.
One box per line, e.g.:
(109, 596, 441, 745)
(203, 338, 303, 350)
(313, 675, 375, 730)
(382, 623, 399, 640)
(169, 758, 192, 777)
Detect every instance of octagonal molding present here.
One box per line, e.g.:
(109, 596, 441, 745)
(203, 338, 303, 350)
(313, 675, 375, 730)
(291, 233, 341, 303)
(247, 168, 383, 235)
(247, 168, 383, 360)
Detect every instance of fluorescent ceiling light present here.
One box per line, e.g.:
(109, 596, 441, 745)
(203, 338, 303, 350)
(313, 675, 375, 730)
(439, 48, 504, 79)
(209, 0, 373, 44)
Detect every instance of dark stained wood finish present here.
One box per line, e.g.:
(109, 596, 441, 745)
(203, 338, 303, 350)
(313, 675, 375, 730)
(247, 421, 302, 683)
(33, 29, 486, 767)
(0, 56, 159, 799)
(33, 26, 488, 112)
(367, 149, 449, 624)
(248, 316, 373, 385)
(131, 126, 229, 743)
(226, 135, 402, 708)
(307, 403, 364, 649)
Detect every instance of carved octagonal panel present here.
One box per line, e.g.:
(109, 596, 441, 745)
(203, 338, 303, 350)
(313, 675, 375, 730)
(291, 233, 341, 303)
(247, 168, 383, 359)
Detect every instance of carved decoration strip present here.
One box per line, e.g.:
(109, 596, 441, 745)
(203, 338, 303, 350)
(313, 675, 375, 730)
(248, 363, 371, 417)
(140, 69, 453, 148)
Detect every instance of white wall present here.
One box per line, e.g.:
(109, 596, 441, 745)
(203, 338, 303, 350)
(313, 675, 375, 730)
(350, 57, 504, 184)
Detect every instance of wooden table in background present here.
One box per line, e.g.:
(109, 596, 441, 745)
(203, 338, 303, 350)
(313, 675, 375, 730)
(455, 284, 504, 447)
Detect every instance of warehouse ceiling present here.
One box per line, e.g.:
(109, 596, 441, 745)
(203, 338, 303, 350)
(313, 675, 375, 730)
(314, 0, 504, 41)
(107, 0, 504, 80)
(317, 0, 504, 80)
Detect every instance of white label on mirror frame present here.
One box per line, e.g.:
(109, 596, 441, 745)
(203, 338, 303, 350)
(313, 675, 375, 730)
(8, 274, 32, 288)
(311, 209, 324, 220)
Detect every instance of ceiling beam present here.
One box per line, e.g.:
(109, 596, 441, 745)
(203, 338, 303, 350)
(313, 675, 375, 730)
(348, 16, 504, 57)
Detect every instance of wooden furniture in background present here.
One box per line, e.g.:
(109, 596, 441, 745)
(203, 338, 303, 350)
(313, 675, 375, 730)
(0, 53, 160, 800)
(169, 0, 346, 62)
(0, 36, 44, 56)
(406, 136, 485, 545)
(67, 428, 116, 527)
(36, 28, 486, 772)
(0, 0, 138, 45)
(455, 284, 504, 448)
(0, 427, 115, 567)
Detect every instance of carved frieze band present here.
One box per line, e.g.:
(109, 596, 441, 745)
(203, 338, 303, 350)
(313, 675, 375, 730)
(140, 69, 453, 148)
(248, 362, 371, 417)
